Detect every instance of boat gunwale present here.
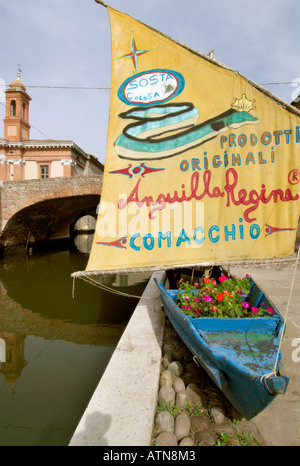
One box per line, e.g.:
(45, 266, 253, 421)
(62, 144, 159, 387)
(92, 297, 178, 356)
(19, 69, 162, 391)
(157, 280, 285, 376)
(162, 286, 283, 326)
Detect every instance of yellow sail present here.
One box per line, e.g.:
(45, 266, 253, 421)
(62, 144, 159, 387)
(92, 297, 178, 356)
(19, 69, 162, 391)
(86, 6, 300, 274)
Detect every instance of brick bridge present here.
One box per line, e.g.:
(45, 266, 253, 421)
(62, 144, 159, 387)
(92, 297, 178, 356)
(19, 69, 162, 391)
(0, 175, 102, 251)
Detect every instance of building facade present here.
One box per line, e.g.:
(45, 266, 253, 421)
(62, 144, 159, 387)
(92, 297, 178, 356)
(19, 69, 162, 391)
(292, 95, 300, 111)
(0, 73, 104, 181)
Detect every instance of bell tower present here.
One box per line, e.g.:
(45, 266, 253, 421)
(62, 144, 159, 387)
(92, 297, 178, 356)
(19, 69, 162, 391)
(3, 68, 31, 141)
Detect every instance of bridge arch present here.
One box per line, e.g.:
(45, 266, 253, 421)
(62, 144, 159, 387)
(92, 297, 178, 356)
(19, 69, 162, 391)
(0, 176, 102, 251)
(69, 212, 97, 240)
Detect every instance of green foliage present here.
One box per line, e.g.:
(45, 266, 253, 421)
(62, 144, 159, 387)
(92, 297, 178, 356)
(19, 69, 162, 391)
(156, 400, 181, 417)
(234, 431, 261, 446)
(216, 432, 233, 446)
(184, 401, 203, 417)
(216, 431, 261, 446)
(176, 274, 274, 319)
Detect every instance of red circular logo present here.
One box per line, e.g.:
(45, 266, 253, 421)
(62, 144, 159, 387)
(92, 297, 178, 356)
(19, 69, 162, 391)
(288, 169, 300, 185)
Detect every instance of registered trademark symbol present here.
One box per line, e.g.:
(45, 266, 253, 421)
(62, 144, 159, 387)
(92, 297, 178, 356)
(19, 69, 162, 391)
(288, 169, 300, 185)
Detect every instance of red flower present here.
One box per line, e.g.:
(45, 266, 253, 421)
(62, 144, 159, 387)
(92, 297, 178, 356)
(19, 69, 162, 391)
(216, 293, 224, 301)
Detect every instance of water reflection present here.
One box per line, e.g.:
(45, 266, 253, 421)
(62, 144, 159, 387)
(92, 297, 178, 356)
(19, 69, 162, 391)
(0, 249, 150, 446)
(0, 332, 26, 395)
(74, 234, 94, 254)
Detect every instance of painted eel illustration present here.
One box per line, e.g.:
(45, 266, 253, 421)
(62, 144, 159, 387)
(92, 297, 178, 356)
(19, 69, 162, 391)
(265, 224, 295, 237)
(114, 103, 259, 160)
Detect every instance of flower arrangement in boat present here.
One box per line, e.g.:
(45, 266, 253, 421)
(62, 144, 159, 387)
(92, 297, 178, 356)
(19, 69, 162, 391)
(176, 274, 274, 318)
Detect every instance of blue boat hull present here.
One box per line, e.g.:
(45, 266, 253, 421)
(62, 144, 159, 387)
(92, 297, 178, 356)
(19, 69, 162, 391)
(156, 278, 289, 419)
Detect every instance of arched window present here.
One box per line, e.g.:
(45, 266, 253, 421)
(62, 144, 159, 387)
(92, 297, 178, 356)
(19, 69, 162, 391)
(10, 100, 16, 117)
(22, 103, 26, 119)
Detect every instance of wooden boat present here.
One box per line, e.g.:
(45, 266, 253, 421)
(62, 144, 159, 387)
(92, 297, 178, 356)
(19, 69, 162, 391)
(155, 270, 289, 420)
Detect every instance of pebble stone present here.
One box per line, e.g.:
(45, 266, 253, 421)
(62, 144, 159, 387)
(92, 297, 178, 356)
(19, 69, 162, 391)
(158, 385, 175, 407)
(152, 319, 264, 447)
(186, 383, 205, 407)
(159, 370, 173, 388)
(155, 411, 174, 433)
(195, 431, 216, 446)
(174, 413, 191, 440)
(167, 361, 183, 377)
(175, 390, 187, 409)
(155, 431, 178, 446)
(191, 415, 210, 432)
(173, 376, 185, 393)
(179, 436, 194, 446)
(210, 406, 226, 425)
(162, 350, 173, 368)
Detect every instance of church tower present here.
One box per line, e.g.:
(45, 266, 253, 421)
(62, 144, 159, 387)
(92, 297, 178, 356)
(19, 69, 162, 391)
(3, 68, 31, 141)
(0, 70, 104, 182)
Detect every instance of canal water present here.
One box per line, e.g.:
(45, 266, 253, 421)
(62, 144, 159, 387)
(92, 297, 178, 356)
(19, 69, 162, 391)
(0, 246, 150, 446)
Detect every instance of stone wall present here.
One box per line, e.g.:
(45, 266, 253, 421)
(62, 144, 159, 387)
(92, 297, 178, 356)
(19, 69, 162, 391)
(0, 175, 102, 248)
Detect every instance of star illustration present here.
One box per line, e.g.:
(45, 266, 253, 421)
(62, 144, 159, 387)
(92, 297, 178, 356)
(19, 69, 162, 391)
(120, 37, 150, 71)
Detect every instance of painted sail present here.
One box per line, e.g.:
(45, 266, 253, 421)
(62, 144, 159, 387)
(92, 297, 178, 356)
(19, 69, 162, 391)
(85, 6, 300, 274)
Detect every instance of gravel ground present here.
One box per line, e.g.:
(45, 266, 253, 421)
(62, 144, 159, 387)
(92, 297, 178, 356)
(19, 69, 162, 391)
(151, 318, 264, 446)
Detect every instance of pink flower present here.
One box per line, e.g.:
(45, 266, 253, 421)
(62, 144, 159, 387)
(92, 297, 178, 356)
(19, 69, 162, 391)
(179, 278, 183, 284)
(242, 302, 249, 309)
(184, 296, 189, 301)
(219, 275, 227, 283)
(181, 305, 186, 309)
(202, 294, 212, 303)
(194, 297, 200, 303)
(251, 306, 258, 314)
(194, 282, 199, 288)
(267, 307, 274, 314)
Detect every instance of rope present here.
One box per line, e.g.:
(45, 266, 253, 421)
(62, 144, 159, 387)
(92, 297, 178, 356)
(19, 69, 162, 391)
(71, 273, 148, 300)
(261, 245, 300, 388)
(71, 254, 297, 279)
(274, 245, 300, 371)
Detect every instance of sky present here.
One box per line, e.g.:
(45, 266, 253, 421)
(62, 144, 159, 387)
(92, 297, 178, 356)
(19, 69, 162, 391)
(0, 0, 299, 163)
